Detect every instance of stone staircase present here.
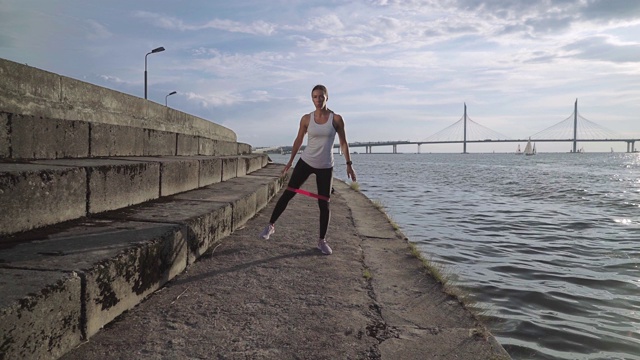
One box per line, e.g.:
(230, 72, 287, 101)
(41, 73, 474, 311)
(0, 58, 284, 360)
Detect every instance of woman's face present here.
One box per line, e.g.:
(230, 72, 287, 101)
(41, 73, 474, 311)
(312, 89, 327, 109)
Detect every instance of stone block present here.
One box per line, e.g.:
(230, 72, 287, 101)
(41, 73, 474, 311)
(221, 157, 238, 181)
(32, 159, 160, 214)
(242, 154, 265, 174)
(0, 59, 61, 117)
(237, 156, 248, 177)
(0, 163, 86, 236)
(177, 134, 199, 156)
(102, 199, 232, 264)
(217, 140, 238, 156)
(0, 269, 82, 360)
(60, 75, 146, 125)
(0, 218, 187, 339)
(198, 138, 215, 155)
(0, 112, 9, 158)
(120, 157, 199, 196)
(238, 142, 252, 155)
(83, 226, 186, 337)
(175, 176, 275, 231)
(196, 156, 222, 187)
(249, 165, 288, 198)
(252, 180, 272, 213)
(90, 123, 145, 157)
(143, 129, 176, 156)
(161, 158, 199, 195)
(11, 114, 89, 159)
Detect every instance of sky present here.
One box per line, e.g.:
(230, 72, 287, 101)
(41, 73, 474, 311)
(1, 0, 640, 153)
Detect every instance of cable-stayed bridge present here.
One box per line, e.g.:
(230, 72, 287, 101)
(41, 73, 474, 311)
(344, 100, 639, 154)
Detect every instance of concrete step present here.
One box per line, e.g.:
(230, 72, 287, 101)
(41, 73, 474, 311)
(0, 164, 285, 360)
(0, 154, 269, 237)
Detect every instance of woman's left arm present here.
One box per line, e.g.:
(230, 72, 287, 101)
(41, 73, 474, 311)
(334, 114, 357, 181)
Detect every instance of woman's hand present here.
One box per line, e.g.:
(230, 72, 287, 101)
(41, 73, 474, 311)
(282, 161, 293, 176)
(347, 165, 357, 182)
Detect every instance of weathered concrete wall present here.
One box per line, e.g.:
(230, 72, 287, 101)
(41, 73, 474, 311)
(0, 164, 283, 359)
(0, 58, 236, 145)
(90, 123, 146, 157)
(0, 163, 87, 235)
(12, 114, 90, 159)
(217, 140, 239, 156)
(197, 157, 223, 187)
(238, 143, 252, 155)
(158, 158, 200, 196)
(177, 134, 200, 156)
(221, 157, 239, 181)
(143, 129, 176, 156)
(242, 155, 264, 174)
(0, 154, 267, 236)
(0, 270, 83, 360)
(0, 113, 9, 158)
(30, 159, 161, 215)
(83, 225, 187, 337)
(0, 219, 189, 352)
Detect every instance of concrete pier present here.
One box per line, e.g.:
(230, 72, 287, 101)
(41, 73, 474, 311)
(0, 57, 510, 359)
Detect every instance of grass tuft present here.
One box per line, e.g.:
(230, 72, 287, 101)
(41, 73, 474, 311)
(371, 199, 399, 230)
(350, 182, 360, 191)
(363, 268, 372, 280)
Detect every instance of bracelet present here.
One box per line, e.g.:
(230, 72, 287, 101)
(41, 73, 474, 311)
(346, 161, 353, 166)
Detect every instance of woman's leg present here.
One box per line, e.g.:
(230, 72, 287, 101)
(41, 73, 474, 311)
(269, 160, 312, 224)
(315, 167, 333, 239)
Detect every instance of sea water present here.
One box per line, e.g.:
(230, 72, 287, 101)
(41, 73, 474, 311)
(269, 152, 640, 360)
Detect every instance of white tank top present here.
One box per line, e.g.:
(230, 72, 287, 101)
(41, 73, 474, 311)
(300, 112, 336, 169)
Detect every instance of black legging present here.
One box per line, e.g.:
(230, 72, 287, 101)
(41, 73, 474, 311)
(269, 159, 333, 239)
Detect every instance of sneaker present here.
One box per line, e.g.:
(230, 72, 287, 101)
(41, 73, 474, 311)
(259, 224, 275, 239)
(317, 239, 333, 255)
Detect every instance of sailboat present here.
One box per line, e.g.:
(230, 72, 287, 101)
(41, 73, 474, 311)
(516, 144, 523, 155)
(524, 138, 535, 156)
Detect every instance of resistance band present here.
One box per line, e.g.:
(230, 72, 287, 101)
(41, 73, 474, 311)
(287, 187, 330, 202)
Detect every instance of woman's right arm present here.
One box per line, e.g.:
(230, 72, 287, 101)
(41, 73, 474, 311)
(283, 115, 309, 174)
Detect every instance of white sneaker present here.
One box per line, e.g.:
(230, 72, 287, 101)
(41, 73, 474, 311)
(317, 239, 332, 255)
(259, 224, 275, 239)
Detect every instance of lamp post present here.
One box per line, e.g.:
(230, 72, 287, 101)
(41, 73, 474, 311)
(165, 91, 177, 107)
(144, 46, 165, 99)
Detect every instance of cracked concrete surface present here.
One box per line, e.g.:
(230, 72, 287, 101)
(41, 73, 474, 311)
(61, 179, 510, 360)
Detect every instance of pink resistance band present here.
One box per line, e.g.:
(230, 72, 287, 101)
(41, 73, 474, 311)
(287, 187, 330, 202)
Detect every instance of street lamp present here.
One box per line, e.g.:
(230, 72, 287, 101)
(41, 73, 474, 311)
(165, 91, 177, 107)
(144, 46, 165, 99)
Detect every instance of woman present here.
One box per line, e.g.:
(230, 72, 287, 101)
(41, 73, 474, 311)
(259, 84, 356, 255)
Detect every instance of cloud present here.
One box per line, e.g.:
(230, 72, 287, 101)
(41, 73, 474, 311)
(367, 0, 640, 40)
(581, 0, 640, 22)
(563, 35, 640, 63)
(185, 91, 244, 107)
(99, 74, 132, 85)
(133, 11, 277, 35)
(306, 13, 346, 35)
(85, 20, 112, 40)
(188, 49, 308, 83)
(378, 84, 410, 91)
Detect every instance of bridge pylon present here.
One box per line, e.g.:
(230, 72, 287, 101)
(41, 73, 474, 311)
(572, 99, 578, 153)
(463, 103, 467, 154)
